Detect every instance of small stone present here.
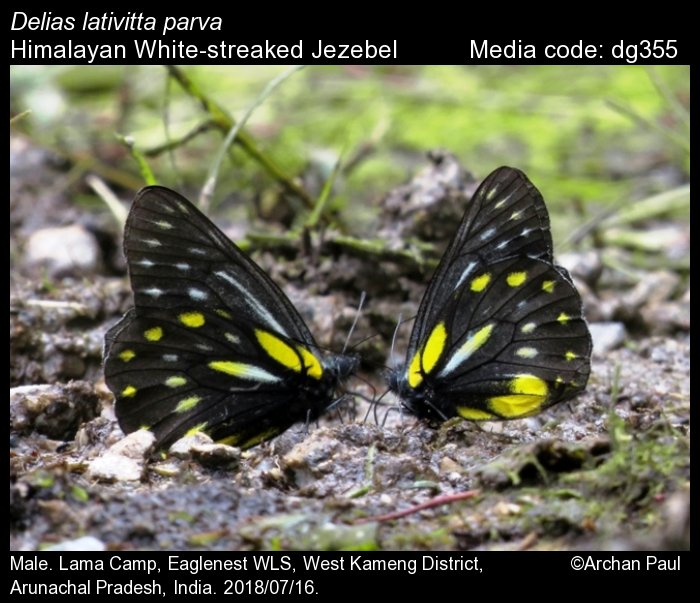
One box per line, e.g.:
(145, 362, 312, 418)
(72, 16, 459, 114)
(110, 429, 156, 459)
(87, 453, 143, 482)
(25, 224, 101, 277)
(86, 430, 155, 482)
(439, 457, 463, 474)
(191, 444, 241, 469)
(168, 432, 214, 458)
(589, 322, 628, 356)
(44, 536, 105, 551)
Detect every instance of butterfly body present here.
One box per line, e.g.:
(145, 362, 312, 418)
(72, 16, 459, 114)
(104, 186, 358, 449)
(388, 167, 591, 422)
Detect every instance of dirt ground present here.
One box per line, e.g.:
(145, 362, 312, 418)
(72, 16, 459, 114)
(10, 140, 690, 551)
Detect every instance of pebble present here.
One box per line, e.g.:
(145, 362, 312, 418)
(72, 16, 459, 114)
(86, 430, 155, 482)
(25, 224, 101, 277)
(589, 322, 628, 356)
(44, 536, 105, 551)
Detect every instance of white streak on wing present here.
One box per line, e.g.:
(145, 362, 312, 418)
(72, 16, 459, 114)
(155, 220, 174, 230)
(175, 262, 190, 271)
(494, 192, 514, 209)
(479, 227, 496, 241)
(453, 261, 477, 291)
(137, 259, 155, 268)
(233, 364, 281, 383)
(440, 324, 493, 377)
(143, 238, 161, 248)
(143, 287, 163, 298)
(163, 354, 178, 362)
(520, 227, 532, 237)
(215, 270, 289, 337)
(189, 247, 206, 255)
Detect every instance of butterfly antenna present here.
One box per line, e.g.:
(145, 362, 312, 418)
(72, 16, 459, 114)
(342, 291, 366, 354)
(389, 313, 404, 368)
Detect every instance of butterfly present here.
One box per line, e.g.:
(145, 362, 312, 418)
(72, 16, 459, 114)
(387, 166, 592, 422)
(103, 186, 359, 450)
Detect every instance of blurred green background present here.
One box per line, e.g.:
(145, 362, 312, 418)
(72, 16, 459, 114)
(10, 65, 689, 241)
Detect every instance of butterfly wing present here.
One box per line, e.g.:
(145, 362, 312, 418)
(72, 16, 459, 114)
(104, 186, 356, 449)
(392, 167, 591, 421)
(408, 166, 554, 352)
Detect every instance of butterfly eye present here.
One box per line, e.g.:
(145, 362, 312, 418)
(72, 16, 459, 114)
(104, 186, 358, 450)
(389, 167, 591, 423)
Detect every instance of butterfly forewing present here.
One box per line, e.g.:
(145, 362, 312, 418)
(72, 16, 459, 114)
(125, 186, 313, 342)
(391, 166, 591, 422)
(104, 186, 357, 449)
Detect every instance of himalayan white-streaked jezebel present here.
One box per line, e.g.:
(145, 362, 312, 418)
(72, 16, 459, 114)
(387, 166, 591, 422)
(104, 186, 358, 449)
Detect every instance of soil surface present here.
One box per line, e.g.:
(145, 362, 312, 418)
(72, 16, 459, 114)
(10, 142, 690, 551)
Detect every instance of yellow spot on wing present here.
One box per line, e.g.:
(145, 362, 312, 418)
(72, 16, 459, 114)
(121, 385, 137, 398)
(165, 376, 187, 388)
(507, 271, 527, 287)
(144, 326, 163, 341)
(297, 346, 323, 379)
(118, 349, 136, 362)
(408, 322, 447, 388)
(471, 273, 491, 292)
(565, 351, 578, 361)
(457, 407, 494, 420)
(255, 330, 301, 372)
(407, 350, 423, 388)
(512, 374, 548, 396)
(488, 374, 549, 418)
(185, 422, 208, 436)
(176, 395, 202, 413)
(557, 312, 571, 324)
(422, 323, 447, 374)
(179, 312, 205, 328)
(542, 280, 556, 293)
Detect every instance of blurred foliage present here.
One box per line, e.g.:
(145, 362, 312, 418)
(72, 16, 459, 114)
(10, 65, 689, 239)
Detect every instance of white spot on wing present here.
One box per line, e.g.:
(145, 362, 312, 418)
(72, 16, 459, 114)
(144, 238, 161, 248)
(156, 220, 174, 230)
(225, 332, 240, 345)
(520, 227, 532, 237)
(188, 288, 208, 301)
(143, 287, 164, 298)
(137, 259, 155, 268)
(175, 262, 190, 271)
(189, 247, 206, 255)
(196, 343, 213, 352)
(163, 354, 178, 362)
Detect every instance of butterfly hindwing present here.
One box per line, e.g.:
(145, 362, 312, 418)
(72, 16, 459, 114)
(390, 167, 591, 422)
(104, 186, 358, 449)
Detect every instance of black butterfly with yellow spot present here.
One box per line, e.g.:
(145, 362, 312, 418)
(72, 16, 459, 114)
(388, 166, 591, 422)
(104, 186, 358, 449)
